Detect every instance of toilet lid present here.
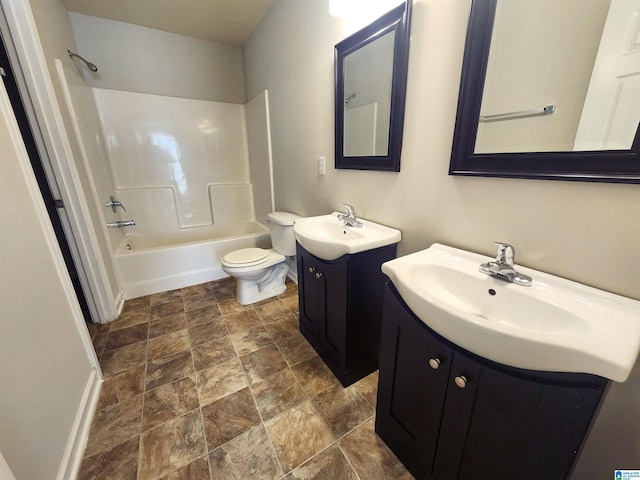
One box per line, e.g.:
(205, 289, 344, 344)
(223, 248, 269, 267)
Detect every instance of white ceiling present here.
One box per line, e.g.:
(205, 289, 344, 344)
(61, 0, 274, 47)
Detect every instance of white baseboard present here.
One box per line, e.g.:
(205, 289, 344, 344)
(56, 368, 102, 480)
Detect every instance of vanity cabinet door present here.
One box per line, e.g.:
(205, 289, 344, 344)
(297, 247, 321, 338)
(317, 257, 349, 370)
(440, 360, 603, 480)
(296, 245, 349, 370)
(376, 285, 454, 478)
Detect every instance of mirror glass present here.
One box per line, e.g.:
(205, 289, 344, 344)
(343, 30, 395, 157)
(335, 1, 412, 171)
(449, 0, 640, 183)
(476, 0, 639, 154)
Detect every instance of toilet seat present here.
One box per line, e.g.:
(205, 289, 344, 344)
(222, 248, 269, 268)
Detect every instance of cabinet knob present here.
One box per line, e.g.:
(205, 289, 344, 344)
(454, 375, 467, 389)
(308, 267, 315, 273)
(428, 358, 441, 370)
(315, 272, 323, 279)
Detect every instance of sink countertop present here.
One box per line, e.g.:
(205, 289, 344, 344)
(381, 243, 640, 382)
(294, 212, 401, 261)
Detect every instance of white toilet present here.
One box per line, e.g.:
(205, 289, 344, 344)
(221, 212, 301, 305)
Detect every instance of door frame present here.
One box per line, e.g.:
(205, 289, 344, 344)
(1, 0, 120, 323)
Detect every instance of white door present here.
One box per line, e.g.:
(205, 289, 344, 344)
(574, 0, 640, 150)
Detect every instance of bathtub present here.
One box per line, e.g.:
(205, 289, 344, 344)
(114, 221, 271, 299)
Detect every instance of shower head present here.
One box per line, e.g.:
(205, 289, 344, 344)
(345, 92, 356, 104)
(67, 50, 98, 72)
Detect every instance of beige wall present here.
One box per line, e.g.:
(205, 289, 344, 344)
(28, 0, 121, 305)
(69, 12, 246, 103)
(0, 76, 94, 479)
(243, 0, 640, 302)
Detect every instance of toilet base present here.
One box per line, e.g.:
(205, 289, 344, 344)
(234, 261, 290, 305)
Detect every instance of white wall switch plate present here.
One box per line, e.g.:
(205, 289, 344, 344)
(318, 156, 326, 175)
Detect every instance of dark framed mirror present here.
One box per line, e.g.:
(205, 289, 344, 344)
(450, 0, 640, 183)
(335, 1, 412, 171)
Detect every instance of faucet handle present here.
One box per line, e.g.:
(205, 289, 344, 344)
(340, 203, 355, 216)
(494, 242, 514, 263)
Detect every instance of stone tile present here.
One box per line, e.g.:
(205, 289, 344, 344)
(138, 410, 206, 480)
(112, 309, 150, 331)
(186, 304, 222, 326)
(311, 385, 374, 438)
(142, 377, 199, 432)
(100, 341, 147, 377)
(240, 344, 288, 384)
(281, 295, 299, 313)
(78, 436, 139, 480)
(291, 356, 342, 397)
(188, 318, 228, 347)
(92, 330, 109, 357)
(97, 364, 145, 410)
(209, 426, 281, 480)
(218, 298, 253, 316)
(192, 336, 237, 372)
(286, 444, 358, 480)
(84, 396, 142, 458)
(264, 314, 299, 342)
(163, 456, 210, 480)
(145, 351, 194, 391)
(223, 310, 262, 335)
(254, 299, 288, 323)
(196, 357, 247, 406)
(251, 368, 307, 421)
(149, 312, 187, 339)
(182, 281, 216, 298)
(183, 292, 218, 312)
(150, 289, 183, 306)
(354, 370, 379, 409)
(151, 300, 185, 321)
(104, 323, 149, 352)
(148, 329, 191, 361)
(211, 279, 235, 301)
(338, 418, 413, 480)
(277, 332, 316, 366)
(121, 296, 151, 315)
(265, 400, 333, 473)
(201, 387, 261, 450)
(229, 325, 273, 356)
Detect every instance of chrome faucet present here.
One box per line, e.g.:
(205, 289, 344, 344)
(104, 195, 127, 213)
(479, 242, 532, 286)
(106, 220, 136, 228)
(337, 203, 362, 227)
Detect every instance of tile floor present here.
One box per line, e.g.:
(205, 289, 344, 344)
(82, 277, 414, 480)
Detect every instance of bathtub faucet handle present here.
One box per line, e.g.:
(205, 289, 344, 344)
(104, 195, 127, 213)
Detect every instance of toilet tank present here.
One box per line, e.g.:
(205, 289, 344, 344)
(267, 212, 301, 256)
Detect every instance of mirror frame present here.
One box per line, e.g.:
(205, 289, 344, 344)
(450, 0, 640, 184)
(335, 1, 412, 171)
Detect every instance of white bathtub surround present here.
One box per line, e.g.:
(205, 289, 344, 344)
(92, 88, 276, 299)
(115, 221, 270, 299)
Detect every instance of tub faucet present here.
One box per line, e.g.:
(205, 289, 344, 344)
(479, 242, 532, 286)
(106, 220, 136, 228)
(338, 203, 362, 228)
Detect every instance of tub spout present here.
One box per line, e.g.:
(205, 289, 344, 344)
(107, 220, 136, 228)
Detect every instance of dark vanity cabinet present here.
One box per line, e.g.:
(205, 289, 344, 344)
(296, 243, 397, 386)
(376, 283, 608, 480)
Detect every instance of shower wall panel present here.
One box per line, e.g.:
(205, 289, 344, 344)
(93, 88, 255, 238)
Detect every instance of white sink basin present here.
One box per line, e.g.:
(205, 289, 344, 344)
(293, 212, 401, 261)
(382, 243, 640, 382)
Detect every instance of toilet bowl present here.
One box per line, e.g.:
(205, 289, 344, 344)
(221, 212, 300, 305)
